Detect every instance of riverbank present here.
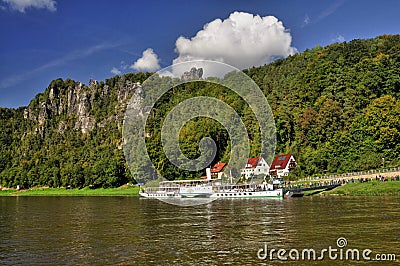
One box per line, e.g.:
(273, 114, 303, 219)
(0, 185, 139, 196)
(2, 180, 400, 197)
(323, 180, 400, 196)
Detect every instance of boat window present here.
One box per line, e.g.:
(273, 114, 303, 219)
(244, 193, 247, 195)
(249, 193, 252, 195)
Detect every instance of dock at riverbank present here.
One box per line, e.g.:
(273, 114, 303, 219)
(286, 168, 400, 196)
(301, 168, 400, 183)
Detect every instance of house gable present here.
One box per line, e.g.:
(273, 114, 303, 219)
(269, 154, 297, 177)
(241, 156, 270, 178)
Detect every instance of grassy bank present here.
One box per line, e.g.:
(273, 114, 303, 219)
(0, 185, 139, 196)
(324, 180, 400, 196)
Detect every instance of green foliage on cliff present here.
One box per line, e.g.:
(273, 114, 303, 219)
(0, 73, 152, 189)
(244, 34, 400, 176)
(1, 34, 400, 188)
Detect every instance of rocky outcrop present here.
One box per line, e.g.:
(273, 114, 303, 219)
(23, 76, 141, 135)
(116, 78, 141, 111)
(181, 67, 203, 81)
(38, 102, 48, 126)
(75, 116, 95, 134)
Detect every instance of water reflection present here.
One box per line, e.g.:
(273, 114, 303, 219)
(0, 196, 399, 265)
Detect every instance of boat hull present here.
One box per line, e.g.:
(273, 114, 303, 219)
(139, 189, 283, 199)
(210, 189, 283, 199)
(139, 192, 179, 198)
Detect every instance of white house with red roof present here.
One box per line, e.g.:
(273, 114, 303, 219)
(269, 154, 297, 178)
(240, 157, 270, 179)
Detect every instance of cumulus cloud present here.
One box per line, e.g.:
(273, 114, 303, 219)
(2, 0, 56, 12)
(172, 11, 297, 71)
(110, 67, 121, 75)
(131, 48, 161, 72)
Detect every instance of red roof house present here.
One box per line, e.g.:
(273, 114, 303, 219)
(269, 154, 297, 178)
(205, 162, 227, 179)
(241, 157, 270, 179)
(211, 162, 227, 174)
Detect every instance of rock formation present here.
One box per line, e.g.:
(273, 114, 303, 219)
(181, 67, 203, 81)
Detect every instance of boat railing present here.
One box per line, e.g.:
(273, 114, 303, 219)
(143, 186, 180, 193)
(213, 183, 276, 193)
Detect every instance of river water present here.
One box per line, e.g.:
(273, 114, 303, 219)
(0, 196, 399, 265)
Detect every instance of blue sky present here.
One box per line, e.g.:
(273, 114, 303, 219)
(1, 0, 399, 108)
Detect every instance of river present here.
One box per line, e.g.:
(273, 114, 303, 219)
(0, 196, 399, 265)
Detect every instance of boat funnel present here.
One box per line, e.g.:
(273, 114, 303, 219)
(206, 168, 212, 180)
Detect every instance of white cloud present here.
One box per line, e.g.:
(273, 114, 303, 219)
(110, 61, 129, 76)
(110, 67, 121, 75)
(172, 11, 297, 71)
(131, 48, 161, 72)
(333, 34, 345, 43)
(2, 0, 56, 12)
(337, 35, 345, 42)
(120, 61, 129, 70)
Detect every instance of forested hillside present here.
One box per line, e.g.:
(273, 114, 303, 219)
(245, 34, 400, 176)
(0, 73, 152, 188)
(1, 35, 399, 188)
